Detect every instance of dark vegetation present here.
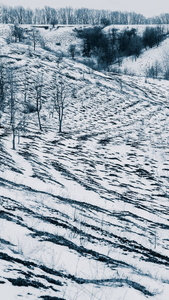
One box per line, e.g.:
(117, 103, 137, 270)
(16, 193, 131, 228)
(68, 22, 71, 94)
(77, 26, 165, 69)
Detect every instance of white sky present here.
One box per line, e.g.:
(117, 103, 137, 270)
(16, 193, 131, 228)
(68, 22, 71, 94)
(0, 0, 169, 17)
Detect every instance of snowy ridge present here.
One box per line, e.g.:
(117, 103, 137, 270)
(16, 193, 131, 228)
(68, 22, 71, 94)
(0, 25, 169, 300)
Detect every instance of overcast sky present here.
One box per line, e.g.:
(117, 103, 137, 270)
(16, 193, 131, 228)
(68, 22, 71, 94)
(0, 0, 169, 17)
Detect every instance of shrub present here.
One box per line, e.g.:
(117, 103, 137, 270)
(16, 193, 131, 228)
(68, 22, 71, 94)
(12, 24, 24, 42)
(143, 26, 164, 48)
(69, 44, 76, 59)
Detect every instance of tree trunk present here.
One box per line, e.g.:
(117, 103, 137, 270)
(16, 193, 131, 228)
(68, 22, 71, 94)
(12, 126, 15, 150)
(37, 110, 42, 131)
(18, 130, 20, 144)
(59, 120, 62, 133)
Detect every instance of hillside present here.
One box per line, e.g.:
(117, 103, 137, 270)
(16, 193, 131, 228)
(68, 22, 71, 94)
(0, 25, 169, 300)
(118, 35, 169, 78)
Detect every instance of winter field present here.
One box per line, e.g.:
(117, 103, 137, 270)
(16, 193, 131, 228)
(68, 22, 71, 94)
(0, 24, 169, 299)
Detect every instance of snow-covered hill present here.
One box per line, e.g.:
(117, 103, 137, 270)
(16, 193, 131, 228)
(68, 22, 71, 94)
(0, 25, 169, 300)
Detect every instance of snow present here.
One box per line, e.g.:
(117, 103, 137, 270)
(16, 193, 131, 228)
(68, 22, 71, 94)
(0, 24, 169, 300)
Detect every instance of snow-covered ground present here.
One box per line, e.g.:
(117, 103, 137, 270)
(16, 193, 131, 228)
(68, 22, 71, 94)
(0, 25, 169, 300)
(118, 37, 169, 77)
(38, 25, 83, 55)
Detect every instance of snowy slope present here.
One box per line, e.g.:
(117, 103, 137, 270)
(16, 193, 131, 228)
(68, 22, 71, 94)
(119, 37, 169, 77)
(38, 25, 83, 55)
(0, 25, 169, 300)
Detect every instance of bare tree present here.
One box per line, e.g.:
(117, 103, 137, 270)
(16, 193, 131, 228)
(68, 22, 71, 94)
(12, 24, 24, 42)
(32, 27, 39, 50)
(6, 67, 27, 148)
(53, 74, 66, 133)
(16, 6, 25, 24)
(0, 63, 6, 113)
(69, 44, 76, 59)
(8, 68, 16, 149)
(35, 73, 43, 131)
(21, 72, 30, 130)
(56, 51, 63, 67)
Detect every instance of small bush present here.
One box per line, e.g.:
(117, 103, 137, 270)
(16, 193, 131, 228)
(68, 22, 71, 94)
(164, 68, 169, 80)
(69, 44, 76, 59)
(24, 103, 37, 114)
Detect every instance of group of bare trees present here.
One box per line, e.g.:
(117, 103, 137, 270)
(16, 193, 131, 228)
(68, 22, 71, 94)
(11, 24, 24, 42)
(0, 66, 20, 150)
(0, 63, 68, 150)
(150, 13, 169, 25)
(1, 4, 169, 26)
(0, 5, 146, 25)
(6, 25, 44, 53)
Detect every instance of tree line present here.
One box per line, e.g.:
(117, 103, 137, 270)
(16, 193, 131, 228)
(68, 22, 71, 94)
(1, 4, 169, 26)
